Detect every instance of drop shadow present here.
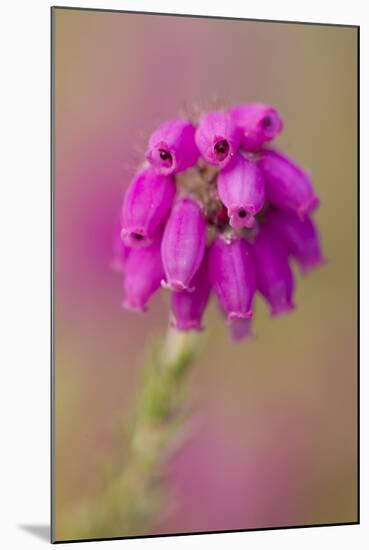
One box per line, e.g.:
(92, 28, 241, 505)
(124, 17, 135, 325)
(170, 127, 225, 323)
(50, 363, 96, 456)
(19, 524, 50, 542)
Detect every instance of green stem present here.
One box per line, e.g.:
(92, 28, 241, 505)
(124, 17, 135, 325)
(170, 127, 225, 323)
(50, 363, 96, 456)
(63, 327, 200, 540)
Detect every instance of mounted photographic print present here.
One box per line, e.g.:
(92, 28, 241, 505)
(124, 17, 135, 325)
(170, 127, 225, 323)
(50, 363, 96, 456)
(51, 7, 359, 543)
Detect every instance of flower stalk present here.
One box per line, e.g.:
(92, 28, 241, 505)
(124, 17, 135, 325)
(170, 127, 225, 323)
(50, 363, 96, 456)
(61, 328, 200, 541)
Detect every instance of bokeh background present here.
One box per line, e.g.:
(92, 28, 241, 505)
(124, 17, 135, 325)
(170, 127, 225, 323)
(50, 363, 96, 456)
(53, 8, 358, 541)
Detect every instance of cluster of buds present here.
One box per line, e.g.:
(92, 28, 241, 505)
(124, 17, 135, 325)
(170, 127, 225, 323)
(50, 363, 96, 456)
(114, 103, 325, 341)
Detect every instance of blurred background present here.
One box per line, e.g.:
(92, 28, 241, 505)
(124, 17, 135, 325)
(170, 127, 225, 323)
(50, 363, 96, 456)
(53, 8, 358, 540)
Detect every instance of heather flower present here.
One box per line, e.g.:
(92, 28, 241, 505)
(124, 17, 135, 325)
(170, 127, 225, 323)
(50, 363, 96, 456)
(229, 103, 283, 151)
(217, 153, 265, 229)
(265, 209, 326, 274)
(170, 254, 210, 331)
(195, 111, 240, 168)
(146, 118, 199, 175)
(253, 227, 295, 317)
(116, 103, 324, 341)
(122, 238, 164, 312)
(257, 148, 319, 217)
(161, 197, 206, 291)
(121, 166, 175, 247)
(209, 235, 256, 341)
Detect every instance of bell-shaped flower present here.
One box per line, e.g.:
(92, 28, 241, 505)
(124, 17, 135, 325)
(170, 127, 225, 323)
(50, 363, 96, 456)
(253, 226, 295, 316)
(146, 118, 199, 175)
(229, 103, 283, 151)
(122, 238, 164, 312)
(195, 111, 241, 168)
(266, 209, 326, 274)
(217, 153, 265, 229)
(161, 197, 206, 291)
(209, 235, 256, 341)
(258, 149, 319, 217)
(121, 167, 175, 247)
(170, 254, 211, 331)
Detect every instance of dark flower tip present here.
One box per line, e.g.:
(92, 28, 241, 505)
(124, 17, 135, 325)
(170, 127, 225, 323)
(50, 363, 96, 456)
(121, 228, 150, 248)
(159, 148, 173, 165)
(261, 115, 274, 128)
(260, 112, 282, 136)
(214, 139, 230, 161)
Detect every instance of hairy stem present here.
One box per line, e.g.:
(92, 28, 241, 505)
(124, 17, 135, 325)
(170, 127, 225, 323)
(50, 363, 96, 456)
(65, 327, 200, 540)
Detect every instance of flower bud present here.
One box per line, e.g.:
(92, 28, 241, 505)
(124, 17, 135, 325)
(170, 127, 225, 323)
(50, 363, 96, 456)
(253, 227, 295, 316)
(257, 149, 319, 217)
(146, 118, 199, 175)
(161, 198, 206, 291)
(229, 103, 283, 151)
(121, 167, 176, 247)
(209, 235, 256, 341)
(122, 238, 164, 312)
(170, 254, 210, 331)
(217, 153, 265, 229)
(266, 209, 326, 274)
(195, 111, 241, 168)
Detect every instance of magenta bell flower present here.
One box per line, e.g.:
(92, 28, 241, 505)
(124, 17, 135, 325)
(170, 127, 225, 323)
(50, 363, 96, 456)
(217, 153, 265, 229)
(253, 227, 295, 317)
(122, 238, 164, 312)
(229, 103, 283, 152)
(116, 104, 324, 340)
(170, 254, 210, 331)
(266, 209, 326, 274)
(146, 118, 199, 176)
(257, 148, 319, 217)
(209, 235, 256, 341)
(195, 110, 241, 168)
(120, 167, 176, 247)
(161, 197, 206, 291)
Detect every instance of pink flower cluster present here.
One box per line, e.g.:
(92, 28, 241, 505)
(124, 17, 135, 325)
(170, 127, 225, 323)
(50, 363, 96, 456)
(114, 103, 325, 341)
